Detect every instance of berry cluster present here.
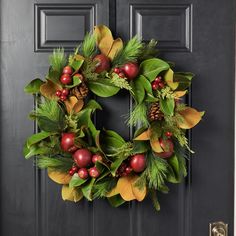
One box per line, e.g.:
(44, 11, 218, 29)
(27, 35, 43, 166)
(113, 62, 139, 80)
(60, 66, 73, 85)
(151, 76, 165, 90)
(55, 88, 69, 101)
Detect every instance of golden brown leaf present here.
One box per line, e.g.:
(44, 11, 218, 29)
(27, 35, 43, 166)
(174, 90, 187, 98)
(40, 80, 62, 99)
(117, 176, 136, 201)
(150, 138, 163, 153)
(177, 107, 204, 129)
(64, 96, 84, 113)
(131, 176, 147, 202)
(164, 69, 179, 90)
(107, 38, 123, 60)
(134, 129, 151, 141)
(94, 25, 113, 42)
(98, 36, 114, 56)
(61, 185, 83, 202)
(48, 169, 72, 185)
(106, 185, 119, 197)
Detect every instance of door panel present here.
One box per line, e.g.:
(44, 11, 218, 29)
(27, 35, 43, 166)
(0, 0, 234, 236)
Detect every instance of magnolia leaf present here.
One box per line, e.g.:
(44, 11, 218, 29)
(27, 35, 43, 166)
(40, 80, 62, 99)
(106, 185, 120, 197)
(164, 69, 179, 90)
(94, 25, 113, 43)
(174, 90, 187, 98)
(150, 138, 163, 153)
(70, 59, 84, 71)
(48, 169, 72, 184)
(65, 96, 84, 113)
(108, 195, 126, 207)
(69, 173, 87, 188)
(87, 79, 120, 97)
(65, 75, 82, 89)
(23, 142, 51, 159)
(132, 141, 149, 154)
(174, 72, 194, 90)
(134, 129, 150, 141)
(117, 176, 136, 201)
(132, 176, 147, 201)
(160, 97, 175, 116)
(177, 107, 204, 129)
(24, 78, 44, 94)
(167, 155, 181, 183)
(61, 185, 83, 202)
(107, 38, 123, 60)
(130, 76, 145, 104)
(81, 178, 96, 201)
(26, 131, 52, 147)
(140, 58, 170, 82)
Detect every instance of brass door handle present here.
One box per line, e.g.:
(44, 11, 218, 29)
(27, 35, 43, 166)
(209, 222, 228, 236)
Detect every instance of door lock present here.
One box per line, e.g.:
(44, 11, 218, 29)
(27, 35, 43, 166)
(209, 222, 228, 236)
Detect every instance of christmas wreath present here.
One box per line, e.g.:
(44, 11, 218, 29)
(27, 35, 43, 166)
(24, 25, 204, 211)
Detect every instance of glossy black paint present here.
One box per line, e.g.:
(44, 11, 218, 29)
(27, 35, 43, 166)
(0, 0, 234, 235)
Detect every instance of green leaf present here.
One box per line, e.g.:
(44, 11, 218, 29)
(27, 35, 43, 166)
(70, 59, 84, 71)
(87, 79, 120, 97)
(47, 68, 61, 84)
(108, 195, 126, 207)
(174, 72, 194, 90)
(69, 173, 88, 188)
(65, 75, 82, 88)
(81, 178, 96, 201)
(26, 131, 52, 147)
(132, 141, 149, 154)
(24, 79, 44, 94)
(140, 58, 170, 82)
(110, 158, 125, 176)
(37, 116, 65, 132)
(160, 97, 175, 116)
(130, 76, 145, 104)
(23, 142, 51, 159)
(167, 155, 181, 183)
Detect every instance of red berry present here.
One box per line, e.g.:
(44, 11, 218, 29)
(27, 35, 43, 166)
(55, 90, 62, 97)
(73, 149, 92, 168)
(73, 73, 84, 81)
(61, 133, 76, 152)
(60, 74, 72, 85)
(71, 166, 78, 172)
(155, 76, 162, 83)
(125, 166, 133, 174)
(114, 67, 120, 74)
(92, 154, 103, 164)
(165, 131, 173, 138)
(67, 145, 77, 153)
(152, 81, 159, 90)
(69, 169, 75, 176)
(130, 154, 146, 173)
(60, 95, 67, 101)
(63, 66, 73, 75)
(118, 72, 125, 78)
(158, 82, 165, 89)
(89, 167, 100, 178)
(121, 62, 139, 80)
(93, 54, 110, 73)
(78, 168, 89, 179)
(61, 88, 69, 96)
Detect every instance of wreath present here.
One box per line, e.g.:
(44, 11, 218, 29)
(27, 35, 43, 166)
(24, 25, 204, 211)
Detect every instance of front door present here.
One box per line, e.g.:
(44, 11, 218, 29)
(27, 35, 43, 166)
(0, 0, 234, 235)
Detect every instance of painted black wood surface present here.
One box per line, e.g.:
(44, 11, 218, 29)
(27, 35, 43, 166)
(0, 0, 234, 235)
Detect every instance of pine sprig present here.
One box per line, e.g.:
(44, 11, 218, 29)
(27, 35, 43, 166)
(36, 156, 73, 172)
(139, 39, 158, 61)
(108, 73, 133, 92)
(81, 32, 97, 58)
(112, 36, 143, 66)
(81, 58, 99, 81)
(93, 178, 117, 198)
(49, 48, 66, 72)
(126, 102, 149, 127)
(150, 189, 160, 211)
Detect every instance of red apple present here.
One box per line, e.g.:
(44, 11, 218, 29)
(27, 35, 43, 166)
(92, 154, 103, 164)
(130, 154, 146, 173)
(61, 133, 76, 152)
(122, 62, 139, 80)
(155, 138, 174, 158)
(73, 149, 92, 168)
(93, 54, 110, 73)
(78, 168, 89, 179)
(89, 167, 100, 178)
(63, 66, 73, 75)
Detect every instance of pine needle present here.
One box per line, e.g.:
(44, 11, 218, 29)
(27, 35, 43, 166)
(81, 32, 97, 58)
(126, 102, 149, 127)
(49, 48, 66, 72)
(108, 73, 133, 92)
(36, 156, 73, 172)
(93, 178, 117, 199)
(150, 189, 160, 211)
(112, 35, 143, 66)
(139, 39, 159, 61)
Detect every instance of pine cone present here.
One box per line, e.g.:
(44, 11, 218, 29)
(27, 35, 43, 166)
(71, 83, 89, 99)
(148, 102, 164, 121)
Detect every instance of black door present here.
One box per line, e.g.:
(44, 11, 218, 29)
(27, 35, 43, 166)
(0, 0, 234, 235)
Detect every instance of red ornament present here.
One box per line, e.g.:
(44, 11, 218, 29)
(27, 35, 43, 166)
(61, 88, 69, 96)
(89, 167, 100, 178)
(55, 90, 62, 97)
(125, 166, 133, 174)
(122, 62, 139, 80)
(156, 138, 174, 158)
(151, 81, 159, 90)
(63, 66, 73, 75)
(61, 133, 76, 152)
(118, 72, 125, 78)
(93, 54, 110, 73)
(60, 74, 72, 85)
(73, 149, 92, 168)
(60, 95, 67, 101)
(130, 154, 146, 173)
(92, 154, 103, 164)
(78, 168, 89, 179)
(113, 67, 120, 74)
(73, 73, 84, 81)
(165, 131, 173, 138)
